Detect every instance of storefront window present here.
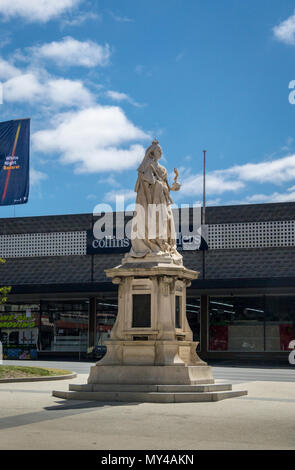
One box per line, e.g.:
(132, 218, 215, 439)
(209, 297, 265, 352)
(265, 297, 295, 352)
(0, 303, 40, 359)
(40, 301, 88, 352)
(96, 298, 117, 350)
(209, 296, 295, 352)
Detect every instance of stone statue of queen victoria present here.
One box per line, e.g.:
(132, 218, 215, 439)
(127, 140, 183, 265)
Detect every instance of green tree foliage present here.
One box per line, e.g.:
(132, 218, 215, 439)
(0, 258, 11, 304)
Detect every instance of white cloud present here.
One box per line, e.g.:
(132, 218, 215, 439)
(32, 105, 150, 173)
(32, 37, 111, 67)
(181, 171, 244, 196)
(106, 90, 142, 107)
(30, 168, 47, 185)
(181, 153, 295, 198)
(239, 184, 295, 204)
(227, 154, 295, 183)
(0, 57, 20, 80)
(273, 11, 295, 45)
(4, 73, 44, 102)
(241, 189, 295, 204)
(98, 175, 121, 187)
(47, 78, 94, 107)
(106, 90, 129, 102)
(0, 0, 81, 23)
(207, 198, 221, 206)
(104, 189, 135, 203)
(3, 71, 94, 107)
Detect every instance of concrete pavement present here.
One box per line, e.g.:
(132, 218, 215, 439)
(0, 362, 294, 449)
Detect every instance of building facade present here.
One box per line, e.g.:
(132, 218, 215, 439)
(0, 201, 295, 363)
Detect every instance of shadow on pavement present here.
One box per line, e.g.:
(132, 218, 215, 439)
(45, 400, 139, 411)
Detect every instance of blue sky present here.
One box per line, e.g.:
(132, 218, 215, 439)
(1, 0, 295, 217)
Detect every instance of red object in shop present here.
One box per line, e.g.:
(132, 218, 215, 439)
(56, 321, 88, 329)
(209, 325, 228, 351)
(280, 324, 294, 351)
(97, 325, 112, 332)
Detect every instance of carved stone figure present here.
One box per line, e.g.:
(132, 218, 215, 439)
(128, 140, 182, 264)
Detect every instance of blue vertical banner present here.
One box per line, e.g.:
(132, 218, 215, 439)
(0, 118, 30, 206)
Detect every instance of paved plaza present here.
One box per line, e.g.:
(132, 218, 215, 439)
(0, 361, 294, 450)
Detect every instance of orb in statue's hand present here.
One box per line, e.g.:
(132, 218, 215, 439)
(171, 182, 181, 192)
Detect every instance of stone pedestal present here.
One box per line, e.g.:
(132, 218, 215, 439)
(87, 260, 213, 384)
(53, 256, 248, 402)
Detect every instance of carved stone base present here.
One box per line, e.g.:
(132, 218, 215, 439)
(97, 340, 206, 366)
(87, 364, 214, 385)
(52, 381, 248, 402)
(122, 252, 183, 266)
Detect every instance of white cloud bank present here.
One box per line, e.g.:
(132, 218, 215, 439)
(181, 154, 295, 197)
(4, 73, 44, 102)
(240, 186, 295, 204)
(181, 171, 244, 196)
(226, 154, 295, 183)
(47, 78, 93, 107)
(3, 71, 94, 108)
(32, 106, 150, 173)
(273, 11, 295, 45)
(0, 52, 94, 107)
(31, 37, 111, 67)
(0, 57, 20, 80)
(0, 0, 81, 23)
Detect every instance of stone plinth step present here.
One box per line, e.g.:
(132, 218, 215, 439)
(69, 383, 233, 393)
(52, 388, 247, 403)
(87, 364, 215, 385)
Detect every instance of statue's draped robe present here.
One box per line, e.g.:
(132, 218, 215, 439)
(129, 155, 181, 261)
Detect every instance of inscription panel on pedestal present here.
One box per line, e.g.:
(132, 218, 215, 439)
(175, 295, 182, 329)
(132, 294, 151, 328)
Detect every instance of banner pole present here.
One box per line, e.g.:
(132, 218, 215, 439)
(202, 149, 206, 225)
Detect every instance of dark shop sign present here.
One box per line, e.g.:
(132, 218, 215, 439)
(86, 230, 207, 254)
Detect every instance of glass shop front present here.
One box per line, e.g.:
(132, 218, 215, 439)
(0, 298, 117, 359)
(208, 295, 295, 352)
(0, 293, 293, 359)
